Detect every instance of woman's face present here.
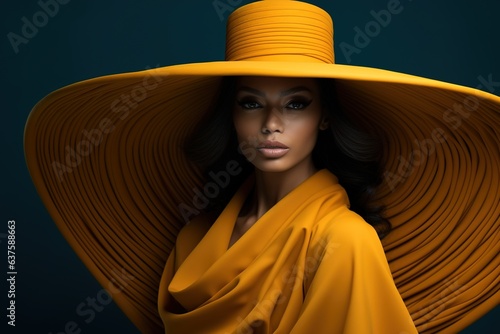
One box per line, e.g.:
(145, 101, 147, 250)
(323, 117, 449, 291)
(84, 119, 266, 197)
(232, 76, 327, 173)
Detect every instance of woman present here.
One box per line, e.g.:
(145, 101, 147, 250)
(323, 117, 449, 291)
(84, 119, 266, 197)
(24, 0, 499, 333)
(158, 75, 417, 332)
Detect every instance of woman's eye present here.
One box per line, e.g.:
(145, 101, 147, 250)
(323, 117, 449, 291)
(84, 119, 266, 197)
(237, 100, 261, 109)
(286, 100, 312, 110)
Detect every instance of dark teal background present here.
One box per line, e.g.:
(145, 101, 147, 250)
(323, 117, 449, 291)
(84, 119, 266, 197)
(1, 0, 499, 333)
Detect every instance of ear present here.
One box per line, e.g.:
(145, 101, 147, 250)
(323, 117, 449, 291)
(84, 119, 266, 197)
(319, 116, 329, 130)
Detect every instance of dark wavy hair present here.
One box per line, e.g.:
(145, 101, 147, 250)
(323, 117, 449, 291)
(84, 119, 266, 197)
(184, 76, 391, 238)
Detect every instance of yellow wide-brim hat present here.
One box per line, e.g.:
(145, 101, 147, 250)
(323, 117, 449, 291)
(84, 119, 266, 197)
(24, 0, 499, 333)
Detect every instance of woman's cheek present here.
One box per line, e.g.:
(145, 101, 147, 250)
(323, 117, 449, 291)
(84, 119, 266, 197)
(292, 119, 320, 141)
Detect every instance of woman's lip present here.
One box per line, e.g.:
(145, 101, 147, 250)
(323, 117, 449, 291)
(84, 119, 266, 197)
(258, 140, 289, 149)
(257, 147, 290, 158)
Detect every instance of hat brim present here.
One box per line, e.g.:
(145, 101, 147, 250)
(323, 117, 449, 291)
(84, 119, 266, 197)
(25, 61, 500, 333)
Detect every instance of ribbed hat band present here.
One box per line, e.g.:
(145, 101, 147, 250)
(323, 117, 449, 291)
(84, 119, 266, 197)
(225, 0, 334, 63)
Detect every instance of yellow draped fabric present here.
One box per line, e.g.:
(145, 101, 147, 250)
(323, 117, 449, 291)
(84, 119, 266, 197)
(158, 170, 418, 333)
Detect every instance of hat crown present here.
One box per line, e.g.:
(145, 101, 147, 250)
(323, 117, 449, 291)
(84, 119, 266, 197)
(225, 0, 335, 63)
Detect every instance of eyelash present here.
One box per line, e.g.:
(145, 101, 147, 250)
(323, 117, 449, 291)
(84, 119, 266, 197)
(237, 99, 312, 110)
(287, 100, 312, 110)
(237, 100, 261, 109)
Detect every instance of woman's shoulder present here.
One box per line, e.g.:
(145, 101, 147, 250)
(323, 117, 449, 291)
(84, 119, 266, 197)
(175, 211, 217, 253)
(303, 208, 389, 289)
(312, 207, 381, 248)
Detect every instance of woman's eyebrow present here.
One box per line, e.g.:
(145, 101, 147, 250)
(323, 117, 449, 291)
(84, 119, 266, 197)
(236, 86, 312, 97)
(280, 86, 312, 97)
(236, 86, 264, 97)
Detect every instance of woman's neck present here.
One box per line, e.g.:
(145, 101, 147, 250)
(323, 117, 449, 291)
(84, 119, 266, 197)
(251, 159, 318, 219)
(230, 159, 318, 248)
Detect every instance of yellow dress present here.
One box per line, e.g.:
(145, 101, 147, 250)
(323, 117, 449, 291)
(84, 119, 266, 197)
(158, 169, 418, 333)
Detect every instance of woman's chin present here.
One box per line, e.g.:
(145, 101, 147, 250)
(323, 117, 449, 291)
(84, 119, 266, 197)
(251, 160, 292, 174)
(250, 157, 309, 175)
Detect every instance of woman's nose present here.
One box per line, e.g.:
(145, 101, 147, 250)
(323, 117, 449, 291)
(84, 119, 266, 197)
(261, 108, 284, 134)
